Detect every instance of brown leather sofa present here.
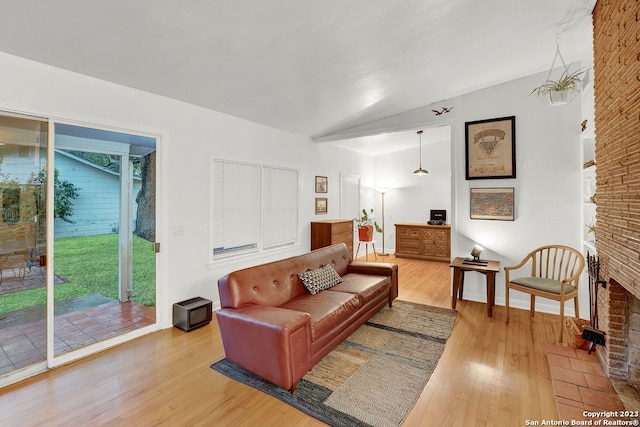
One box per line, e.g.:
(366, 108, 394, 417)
(216, 243, 398, 392)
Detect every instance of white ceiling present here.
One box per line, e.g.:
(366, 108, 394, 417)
(0, 0, 594, 151)
(329, 125, 452, 156)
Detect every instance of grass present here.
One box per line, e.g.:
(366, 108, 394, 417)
(0, 233, 156, 314)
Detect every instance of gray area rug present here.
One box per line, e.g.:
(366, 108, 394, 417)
(211, 300, 457, 427)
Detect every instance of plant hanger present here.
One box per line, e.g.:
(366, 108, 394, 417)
(532, 37, 588, 106)
(545, 38, 572, 84)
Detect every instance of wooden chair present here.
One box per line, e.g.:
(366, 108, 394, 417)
(505, 245, 585, 342)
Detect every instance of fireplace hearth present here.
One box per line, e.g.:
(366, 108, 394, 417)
(595, 278, 640, 409)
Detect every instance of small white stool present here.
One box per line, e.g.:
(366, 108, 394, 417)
(356, 240, 377, 262)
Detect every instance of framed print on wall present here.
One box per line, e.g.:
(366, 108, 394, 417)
(315, 176, 328, 193)
(315, 197, 328, 214)
(470, 188, 515, 221)
(465, 116, 516, 179)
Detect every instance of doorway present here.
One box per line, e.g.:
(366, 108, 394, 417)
(0, 115, 159, 382)
(52, 124, 157, 360)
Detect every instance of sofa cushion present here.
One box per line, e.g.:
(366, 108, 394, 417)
(218, 244, 352, 309)
(328, 273, 390, 305)
(298, 264, 343, 295)
(281, 291, 360, 341)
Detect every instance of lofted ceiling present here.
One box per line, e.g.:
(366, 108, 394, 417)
(329, 125, 452, 156)
(0, 1, 593, 150)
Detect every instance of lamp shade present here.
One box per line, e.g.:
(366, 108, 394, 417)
(471, 244, 483, 261)
(412, 167, 428, 175)
(413, 130, 428, 175)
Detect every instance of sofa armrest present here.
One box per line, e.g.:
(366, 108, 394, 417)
(216, 306, 311, 391)
(348, 262, 399, 302)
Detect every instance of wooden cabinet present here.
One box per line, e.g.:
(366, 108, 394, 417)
(311, 219, 353, 258)
(395, 223, 450, 262)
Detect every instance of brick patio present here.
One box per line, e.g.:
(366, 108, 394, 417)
(0, 290, 155, 375)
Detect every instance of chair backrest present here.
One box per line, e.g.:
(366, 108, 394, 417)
(529, 245, 585, 286)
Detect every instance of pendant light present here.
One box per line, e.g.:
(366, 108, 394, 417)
(412, 130, 428, 175)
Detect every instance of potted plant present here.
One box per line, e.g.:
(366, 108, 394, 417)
(530, 67, 587, 106)
(355, 208, 382, 242)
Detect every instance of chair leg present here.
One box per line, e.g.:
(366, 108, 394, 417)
(574, 297, 580, 320)
(530, 295, 536, 317)
(559, 300, 565, 342)
(505, 286, 510, 324)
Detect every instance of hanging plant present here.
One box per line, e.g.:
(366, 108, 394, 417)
(530, 67, 587, 106)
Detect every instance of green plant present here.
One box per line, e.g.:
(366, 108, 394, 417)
(355, 209, 382, 233)
(530, 67, 587, 98)
(28, 168, 81, 223)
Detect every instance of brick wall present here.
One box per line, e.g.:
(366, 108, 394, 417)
(629, 295, 640, 384)
(597, 278, 640, 388)
(593, 0, 640, 300)
(593, 0, 640, 384)
(597, 279, 629, 379)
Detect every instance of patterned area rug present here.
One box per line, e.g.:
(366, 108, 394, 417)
(211, 300, 457, 427)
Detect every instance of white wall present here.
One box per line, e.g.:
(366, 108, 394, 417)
(451, 72, 582, 315)
(332, 71, 583, 317)
(0, 49, 586, 324)
(0, 51, 374, 327)
(371, 137, 452, 253)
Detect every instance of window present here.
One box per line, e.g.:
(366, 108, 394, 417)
(212, 159, 261, 257)
(263, 166, 298, 249)
(211, 159, 298, 260)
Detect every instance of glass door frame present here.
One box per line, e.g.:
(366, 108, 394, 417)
(0, 110, 164, 387)
(46, 118, 162, 369)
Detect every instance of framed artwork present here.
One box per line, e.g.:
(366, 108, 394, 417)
(315, 176, 328, 193)
(465, 116, 516, 179)
(315, 197, 328, 214)
(470, 188, 515, 221)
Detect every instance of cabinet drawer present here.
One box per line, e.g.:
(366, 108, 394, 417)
(332, 230, 353, 243)
(398, 237, 420, 247)
(398, 245, 421, 255)
(398, 227, 421, 237)
(332, 221, 353, 234)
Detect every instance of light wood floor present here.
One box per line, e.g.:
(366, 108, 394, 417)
(0, 255, 565, 426)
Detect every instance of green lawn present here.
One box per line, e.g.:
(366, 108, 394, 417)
(0, 233, 156, 314)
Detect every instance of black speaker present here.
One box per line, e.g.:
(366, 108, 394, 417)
(173, 297, 212, 331)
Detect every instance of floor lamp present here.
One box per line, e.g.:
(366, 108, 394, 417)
(375, 187, 393, 256)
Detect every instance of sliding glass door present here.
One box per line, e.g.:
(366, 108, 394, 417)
(0, 114, 158, 382)
(52, 124, 157, 361)
(0, 114, 48, 376)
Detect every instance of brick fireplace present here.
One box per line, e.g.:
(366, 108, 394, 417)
(596, 279, 640, 389)
(591, 0, 640, 395)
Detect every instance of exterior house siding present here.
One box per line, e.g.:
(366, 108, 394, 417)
(54, 151, 141, 238)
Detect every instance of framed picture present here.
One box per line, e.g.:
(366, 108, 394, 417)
(315, 176, 328, 193)
(470, 188, 515, 221)
(465, 116, 516, 179)
(315, 197, 328, 215)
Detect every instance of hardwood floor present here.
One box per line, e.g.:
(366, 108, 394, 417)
(0, 255, 565, 426)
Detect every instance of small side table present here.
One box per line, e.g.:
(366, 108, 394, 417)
(356, 240, 377, 262)
(450, 257, 500, 317)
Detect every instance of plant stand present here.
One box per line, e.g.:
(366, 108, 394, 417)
(356, 240, 377, 262)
